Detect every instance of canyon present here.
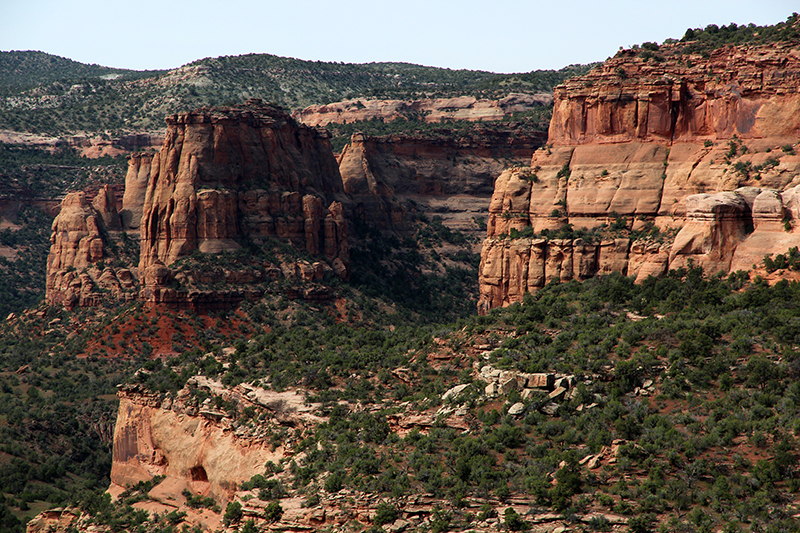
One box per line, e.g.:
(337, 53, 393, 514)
(44, 98, 541, 311)
(478, 40, 800, 312)
(25, 31, 800, 533)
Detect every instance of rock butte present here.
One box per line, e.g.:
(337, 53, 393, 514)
(46, 101, 351, 311)
(479, 41, 800, 313)
(137, 101, 349, 308)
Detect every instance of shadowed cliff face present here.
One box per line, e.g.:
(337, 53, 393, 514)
(479, 41, 800, 313)
(337, 130, 544, 239)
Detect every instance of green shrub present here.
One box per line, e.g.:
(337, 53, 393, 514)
(504, 507, 528, 531)
(374, 502, 399, 526)
(223, 501, 243, 526)
(264, 500, 283, 522)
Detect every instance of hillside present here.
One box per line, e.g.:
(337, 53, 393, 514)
(0, 51, 592, 138)
(9, 269, 800, 533)
(0, 51, 164, 91)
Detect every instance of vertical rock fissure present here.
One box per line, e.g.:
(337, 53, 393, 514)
(655, 149, 669, 218)
(563, 149, 574, 219)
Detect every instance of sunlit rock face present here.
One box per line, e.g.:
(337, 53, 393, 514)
(46, 187, 135, 308)
(479, 41, 800, 313)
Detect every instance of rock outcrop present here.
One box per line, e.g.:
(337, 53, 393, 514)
(139, 100, 346, 273)
(295, 93, 552, 127)
(111, 381, 304, 505)
(126, 101, 350, 307)
(46, 100, 353, 310)
(121, 152, 154, 229)
(45, 187, 137, 308)
(479, 41, 800, 313)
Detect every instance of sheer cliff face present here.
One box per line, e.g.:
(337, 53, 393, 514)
(139, 102, 346, 273)
(549, 42, 800, 146)
(111, 382, 293, 511)
(479, 42, 800, 313)
(337, 130, 543, 237)
(121, 153, 154, 230)
(132, 102, 349, 304)
(46, 101, 351, 309)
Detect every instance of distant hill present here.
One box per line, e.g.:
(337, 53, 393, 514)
(0, 51, 594, 137)
(0, 50, 164, 90)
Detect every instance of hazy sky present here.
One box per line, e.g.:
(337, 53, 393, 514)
(1, 1, 797, 73)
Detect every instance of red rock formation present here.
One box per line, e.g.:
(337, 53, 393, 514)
(138, 100, 350, 304)
(111, 381, 298, 507)
(121, 152, 155, 229)
(46, 189, 133, 308)
(550, 44, 800, 146)
(46, 101, 355, 311)
(91, 184, 121, 231)
(479, 40, 800, 313)
(294, 93, 552, 127)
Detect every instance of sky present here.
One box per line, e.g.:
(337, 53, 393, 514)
(1, 0, 797, 74)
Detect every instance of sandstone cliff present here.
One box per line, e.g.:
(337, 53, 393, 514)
(111, 380, 305, 505)
(46, 101, 353, 310)
(479, 41, 800, 313)
(139, 100, 346, 267)
(295, 93, 552, 127)
(45, 187, 137, 308)
(120, 152, 154, 229)
(123, 101, 350, 308)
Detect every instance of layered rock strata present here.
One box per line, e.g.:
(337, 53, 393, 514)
(45, 187, 137, 308)
(139, 100, 346, 271)
(295, 93, 552, 127)
(46, 101, 352, 309)
(479, 41, 800, 312)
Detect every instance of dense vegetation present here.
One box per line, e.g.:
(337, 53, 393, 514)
(679, 13, 800, 52)
(35, 266, 800, 533)
(0, 144, 126, 198)
(0, 205, 52, 318)
(240, 269, 800, 533)
(0, 306, 135, 531)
